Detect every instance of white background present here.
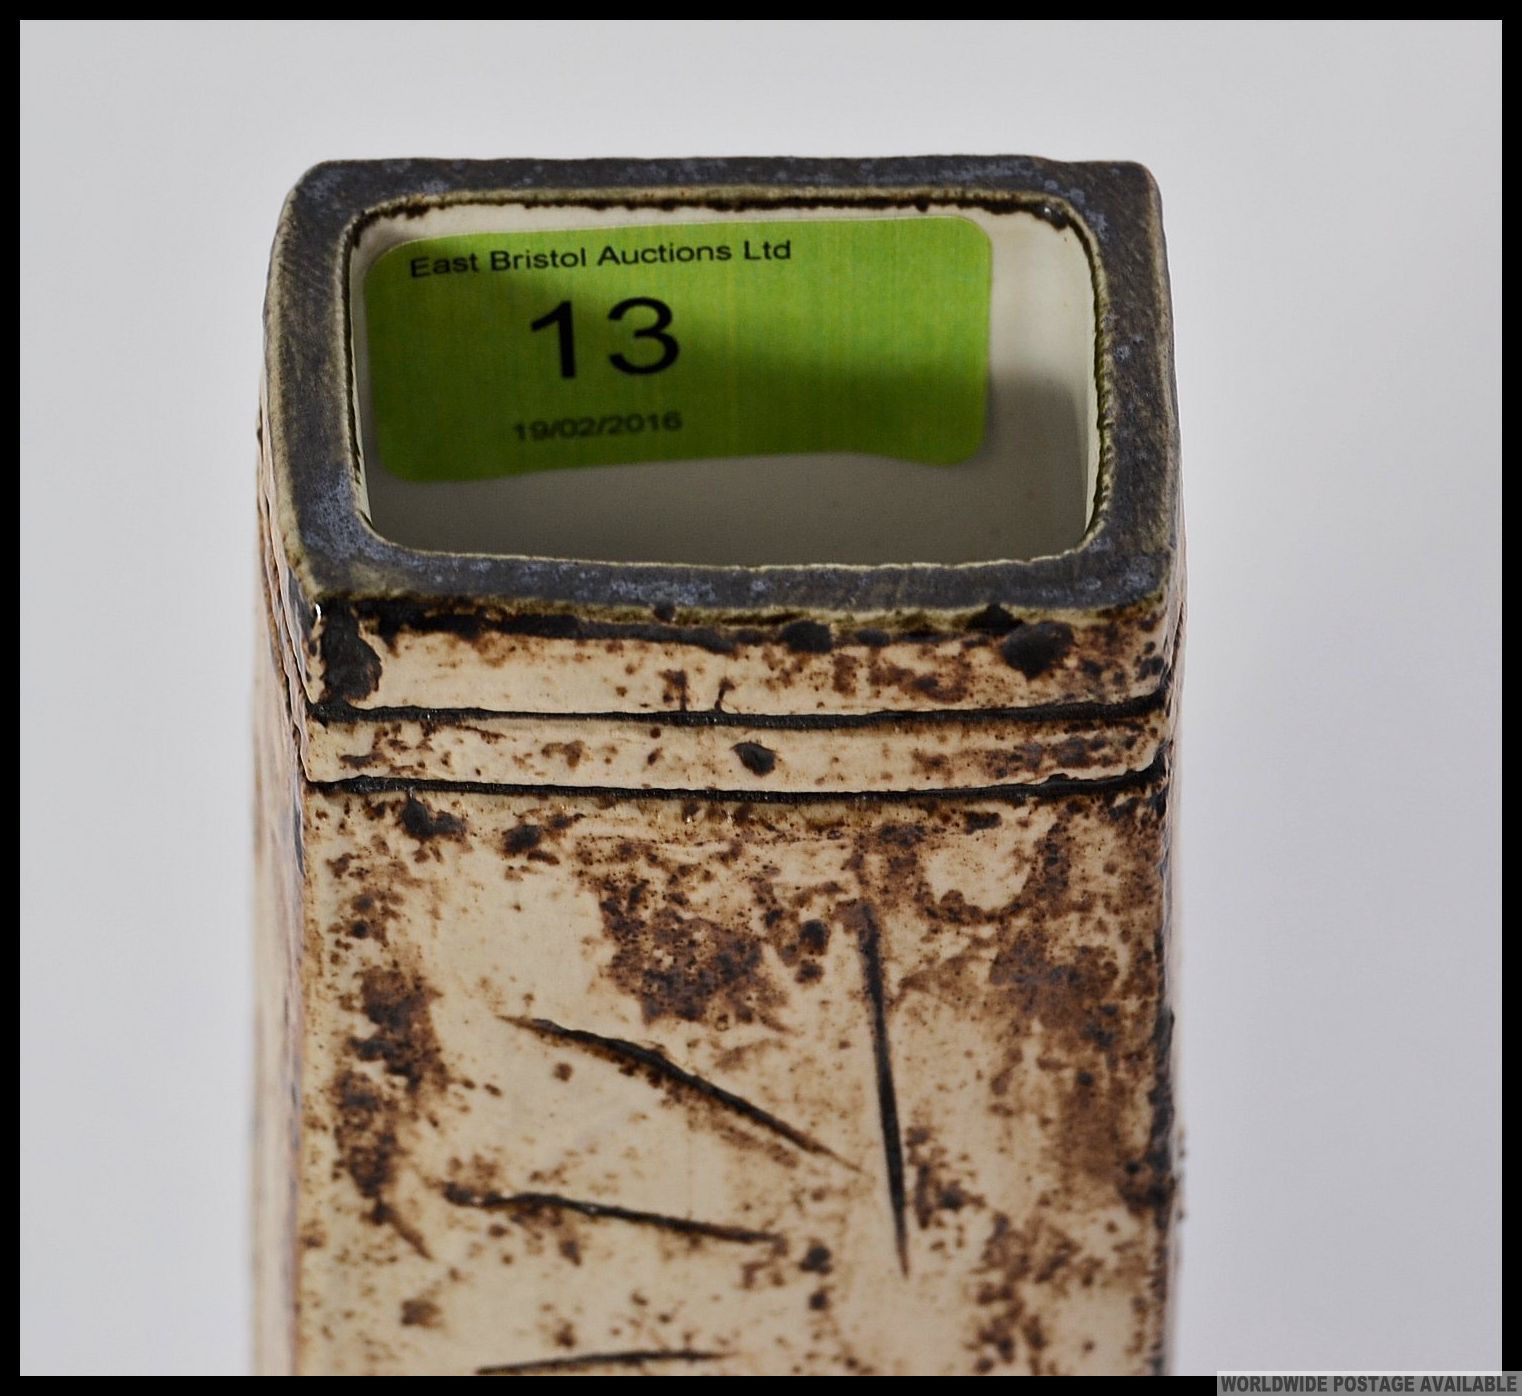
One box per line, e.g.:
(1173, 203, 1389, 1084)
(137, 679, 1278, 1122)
(19, 21, 1501, 1376)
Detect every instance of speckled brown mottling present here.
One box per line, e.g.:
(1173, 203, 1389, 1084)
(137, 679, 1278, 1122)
(350, 966, 445, 1091)
(594, 873, 784, 1026)
(398, 793, 465, 842)
(731, 741, 778, 776)
(999, 622, 1075, 679)
(319, 607, 382, 702)
(401, 1297, 440, 1328)
(503, 822, 542, 854)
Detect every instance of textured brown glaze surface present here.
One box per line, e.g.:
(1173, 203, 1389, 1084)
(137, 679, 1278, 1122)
(255, 155, 1182, 1376)
(256, 570, 1180, 1373)
(283, 781, 1173, 1376)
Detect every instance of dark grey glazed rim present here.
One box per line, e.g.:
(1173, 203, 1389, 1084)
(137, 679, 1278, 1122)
(265, 156, 1179, 620)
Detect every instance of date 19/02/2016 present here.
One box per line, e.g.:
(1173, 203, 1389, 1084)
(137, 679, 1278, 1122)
(513, 410, 684, 443)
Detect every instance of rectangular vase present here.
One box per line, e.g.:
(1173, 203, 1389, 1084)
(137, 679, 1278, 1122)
(255, 155, 1183, 1376)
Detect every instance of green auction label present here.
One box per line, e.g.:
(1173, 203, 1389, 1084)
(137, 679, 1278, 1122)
(363, 218, 991, 480)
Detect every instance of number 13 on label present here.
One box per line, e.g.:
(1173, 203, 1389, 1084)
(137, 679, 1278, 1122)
(528, 298, 680, 379)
